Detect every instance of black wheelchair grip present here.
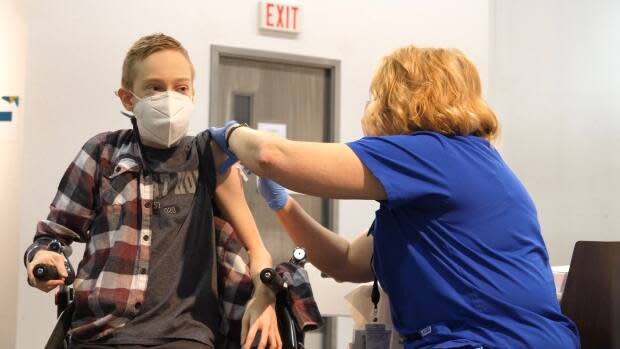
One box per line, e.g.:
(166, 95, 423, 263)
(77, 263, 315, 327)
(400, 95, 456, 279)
(33, 262, 76, 285)
(34, 264, 59, 281)
(260, 268, 285, 294)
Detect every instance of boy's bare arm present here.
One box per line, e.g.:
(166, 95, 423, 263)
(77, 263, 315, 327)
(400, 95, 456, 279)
(211, 141, 282, 349)
(211, 141, 273, 278)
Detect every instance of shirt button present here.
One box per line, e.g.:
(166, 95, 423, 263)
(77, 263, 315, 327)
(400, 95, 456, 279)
(144, 201, 151, 208)
(142, 235, 149, 242)
(140, 268, 147, 274)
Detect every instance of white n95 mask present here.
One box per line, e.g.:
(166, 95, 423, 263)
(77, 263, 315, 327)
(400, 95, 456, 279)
(132, 91, 194, 148)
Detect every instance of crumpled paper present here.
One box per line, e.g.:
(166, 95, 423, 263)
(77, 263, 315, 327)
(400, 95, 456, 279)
(344, 284, 404, 349)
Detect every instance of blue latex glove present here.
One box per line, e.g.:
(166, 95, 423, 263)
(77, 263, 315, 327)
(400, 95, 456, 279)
(208, 119, 240, 174)
(258, 177, 289, 211)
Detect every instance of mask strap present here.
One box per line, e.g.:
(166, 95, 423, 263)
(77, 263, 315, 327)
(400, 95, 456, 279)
(128, 90, 143, 101)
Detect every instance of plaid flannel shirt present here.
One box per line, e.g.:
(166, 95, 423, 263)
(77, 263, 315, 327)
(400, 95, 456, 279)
(275, 263, 324, 332)
(25, 130, 254, 342)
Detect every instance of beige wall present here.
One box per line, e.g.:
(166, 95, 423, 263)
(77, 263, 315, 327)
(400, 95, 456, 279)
(489, 0, 620, 265)
(0, 0, 27, 348)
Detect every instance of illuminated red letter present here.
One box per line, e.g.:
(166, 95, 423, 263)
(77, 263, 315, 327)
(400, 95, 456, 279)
(291, 6, 299, 30)
(266, 3, 274, 27)
(276, 5, 285, 28)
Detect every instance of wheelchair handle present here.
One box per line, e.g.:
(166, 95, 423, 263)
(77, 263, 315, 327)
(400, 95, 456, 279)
(34, 264, 59, 280)
(33, 240, 76, 285)
(33, 260, 76, 285)
(260, 268, 287, 294)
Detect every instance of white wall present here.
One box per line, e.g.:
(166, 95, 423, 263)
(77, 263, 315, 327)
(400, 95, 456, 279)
(489, 0, 620, 266)
(1, 0, 27, 348)
(16, 1, 491, 348)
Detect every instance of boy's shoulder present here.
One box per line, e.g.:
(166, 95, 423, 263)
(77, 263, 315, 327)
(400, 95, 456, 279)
(83, 129, 134, 148)
(79, 129, 136, 163)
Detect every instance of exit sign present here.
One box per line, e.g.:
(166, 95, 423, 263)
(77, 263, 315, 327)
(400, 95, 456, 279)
(259, 1, 301, 33)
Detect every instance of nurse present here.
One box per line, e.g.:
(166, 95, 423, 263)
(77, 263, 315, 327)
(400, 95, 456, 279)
(209, 46, 579, 349)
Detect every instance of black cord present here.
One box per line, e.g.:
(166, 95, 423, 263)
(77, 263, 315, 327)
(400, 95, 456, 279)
(368, 220, 380, 322)
(129, 116, 150, 176)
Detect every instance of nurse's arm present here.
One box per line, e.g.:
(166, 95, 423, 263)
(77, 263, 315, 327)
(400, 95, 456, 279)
(275, 197, 374, 283)
(228, 127, 387, 201)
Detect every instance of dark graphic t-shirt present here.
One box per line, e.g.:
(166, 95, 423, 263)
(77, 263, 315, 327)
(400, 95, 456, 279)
(106, 135, 218, 347)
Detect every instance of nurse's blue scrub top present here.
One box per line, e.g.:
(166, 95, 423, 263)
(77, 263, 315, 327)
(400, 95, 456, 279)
(347, 132, 579, 349)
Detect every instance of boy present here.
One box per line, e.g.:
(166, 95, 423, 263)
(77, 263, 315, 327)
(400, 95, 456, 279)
(24, 33, 281, 349)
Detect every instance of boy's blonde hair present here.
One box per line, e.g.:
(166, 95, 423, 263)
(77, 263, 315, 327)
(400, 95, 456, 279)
(121, 33, 195, 90)
(363, 46, 499, 141)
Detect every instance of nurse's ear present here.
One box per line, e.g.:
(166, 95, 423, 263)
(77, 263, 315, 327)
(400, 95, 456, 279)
(116, 88, 135, 112)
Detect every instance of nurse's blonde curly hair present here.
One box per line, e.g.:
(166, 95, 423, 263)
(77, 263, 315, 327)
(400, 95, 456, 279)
(362, 46, 499, 141)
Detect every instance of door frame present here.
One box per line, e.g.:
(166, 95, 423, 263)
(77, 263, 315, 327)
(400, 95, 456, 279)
(209, 45, 341, 233)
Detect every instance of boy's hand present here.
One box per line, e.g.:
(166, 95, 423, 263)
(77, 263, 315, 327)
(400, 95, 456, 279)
(241, 285, 282, 349)
(26, 250, 68, 292)
(208, 120, 241, 174)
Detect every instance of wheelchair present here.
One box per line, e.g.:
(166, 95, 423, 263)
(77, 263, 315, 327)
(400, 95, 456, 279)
(35, 245, 313, 349)
(259, 247, 311, 349)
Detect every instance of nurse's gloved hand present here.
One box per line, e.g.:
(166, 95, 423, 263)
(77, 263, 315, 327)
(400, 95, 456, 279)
(208, 120, 240, 174)
(258, 177, 289, 211)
